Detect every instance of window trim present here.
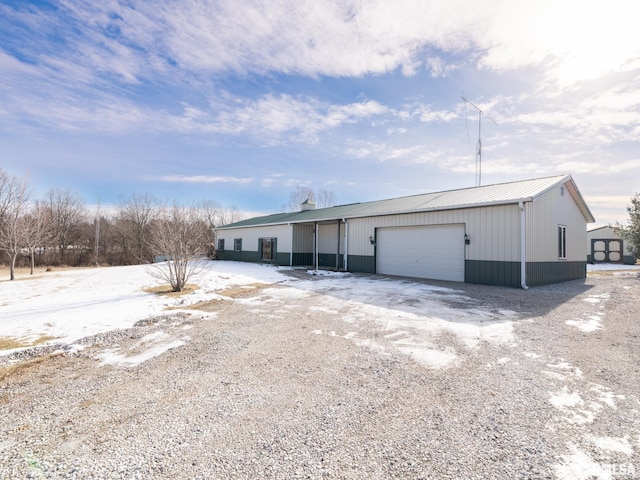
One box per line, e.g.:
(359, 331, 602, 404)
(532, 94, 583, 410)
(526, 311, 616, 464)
(259, 237, 277, 262)
(558, 225, 567, 260)
(217, 238, 225, 252)
(234, 238, 242, 252)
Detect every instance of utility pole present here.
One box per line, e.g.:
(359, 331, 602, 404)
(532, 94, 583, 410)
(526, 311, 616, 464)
(461, 96, 499, 187)
(94, 200, 100, 267)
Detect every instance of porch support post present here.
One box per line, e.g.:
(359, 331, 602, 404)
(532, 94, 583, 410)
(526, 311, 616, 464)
(335, 219, 340, 271)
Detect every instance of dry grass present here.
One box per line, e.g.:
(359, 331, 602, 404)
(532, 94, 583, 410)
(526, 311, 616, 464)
(216, 283, 274, 298)
(0, 335, 57, 352)
(144, 284, 200, 296)
(0, 353, 62, 382)
(0, 265, 93, 283)
(0, 337, 29, 350)
(183, 299, 223, 312)
(163, 283, 276, 312)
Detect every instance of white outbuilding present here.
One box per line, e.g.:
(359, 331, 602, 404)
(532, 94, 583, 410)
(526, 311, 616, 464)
(216, 174, 595, 288)
(587, 225, 636, 265)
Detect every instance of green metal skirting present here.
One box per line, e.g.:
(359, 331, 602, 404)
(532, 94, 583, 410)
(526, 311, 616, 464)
(346, 255, 375, 274)
(318, 253, 344, 270)
(292, 253, 313, 266)
(465, 260, 521, 287)
(526, 261, 586, 286)
(588, 255, 636, 265)
(466, 260, 587, 287)
(217, 251, 259, 262)
(220, 253, 587, 287)
(218, 250, 291, 265)
(275, 252, 290, 266)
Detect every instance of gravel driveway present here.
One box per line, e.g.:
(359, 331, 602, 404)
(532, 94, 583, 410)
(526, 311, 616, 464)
(1, 270, 639, 479)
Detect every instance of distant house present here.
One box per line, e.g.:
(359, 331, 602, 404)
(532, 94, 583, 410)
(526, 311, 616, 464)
(587, 225, 636, 265)
(216, 175, 595, 288)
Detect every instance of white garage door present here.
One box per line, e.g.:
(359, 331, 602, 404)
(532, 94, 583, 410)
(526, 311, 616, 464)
(376, 225, 465, 282)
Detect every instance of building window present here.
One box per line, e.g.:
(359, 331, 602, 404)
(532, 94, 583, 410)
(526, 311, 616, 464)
(234, 238, 242, 252)
(259, 237, 276, 261)
(558, 225, 567, 260)
(217, 239, 225, 252)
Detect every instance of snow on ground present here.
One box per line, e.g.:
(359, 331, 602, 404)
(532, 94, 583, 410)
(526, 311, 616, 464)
(565, 292, 609, 333)
(285, 272, 517, 368)
(546, 356, 631, 479)
(1, 261, 635, 366)
(96, 331, 190, 367)
(565, 262, 639, 333)
(0, 262, 286, 356)
(587, 263, 640, 273)
(0, 261, 517, 369)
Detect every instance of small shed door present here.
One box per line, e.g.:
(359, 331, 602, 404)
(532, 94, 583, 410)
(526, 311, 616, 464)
(376, 225, 465, 282)
(591, 239, 623, 263)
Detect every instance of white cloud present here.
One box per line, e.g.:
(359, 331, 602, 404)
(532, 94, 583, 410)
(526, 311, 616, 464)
(3, 0, 639, 89)
(206, 95, 388, 143)
(413, 105, 458, 123)
(147, 175, 253, 185)
(425, 56, 460, 78)
(346, 140, 449, 167)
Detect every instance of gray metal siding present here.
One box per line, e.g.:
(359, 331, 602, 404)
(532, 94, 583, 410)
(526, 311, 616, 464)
(318, 222, 344, 255)
(216, 224, 292, 254)
(347, 204, 520, 262)
(293, 224, 314, 255)
(527, 184, 588, 262)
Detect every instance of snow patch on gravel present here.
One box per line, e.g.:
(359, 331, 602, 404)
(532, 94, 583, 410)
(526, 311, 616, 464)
(566, 293, 610, 333)
(566, 315, 603, 332)
(554, 444, 611, 480)
(96, 331, 188, 367)
(590, 435, 634, 455)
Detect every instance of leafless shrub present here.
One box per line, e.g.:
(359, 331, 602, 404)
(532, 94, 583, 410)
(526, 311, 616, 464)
(146, 202, 211, 292)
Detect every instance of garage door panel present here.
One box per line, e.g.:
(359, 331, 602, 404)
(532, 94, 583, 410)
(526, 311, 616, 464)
(376, 225, 465, 282)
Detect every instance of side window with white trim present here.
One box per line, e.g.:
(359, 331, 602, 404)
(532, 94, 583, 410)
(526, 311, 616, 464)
(558, 225, 567, 260)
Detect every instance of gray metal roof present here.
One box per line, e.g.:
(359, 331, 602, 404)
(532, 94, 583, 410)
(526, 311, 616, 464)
(217, 174, 595, 229)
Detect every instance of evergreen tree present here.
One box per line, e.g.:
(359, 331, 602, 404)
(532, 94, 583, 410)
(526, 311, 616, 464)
(614, 194, 640, 260)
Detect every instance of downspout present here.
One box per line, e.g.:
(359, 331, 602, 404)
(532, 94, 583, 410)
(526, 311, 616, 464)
(343, 219, 348, 272)
(335, 219, 340, 271)
(289, 223, 293, 267)
(314, 222, 319, 270)
(519, 201, 529, 289)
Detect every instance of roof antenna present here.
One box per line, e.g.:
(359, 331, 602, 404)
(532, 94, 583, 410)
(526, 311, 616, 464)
(461, 96, 499, 187)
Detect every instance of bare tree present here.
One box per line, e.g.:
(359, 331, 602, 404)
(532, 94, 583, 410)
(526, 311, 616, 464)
(195, 200, 244, 257)
(44, 189, 86, 265)
(147, 203, 211, 292)
(0, 173, 30, 280)
(316, 188, 338, 208)
(0, 169, 23, 220)
(116, 193, 157, 264)
(21, 201, 54, 274)
(283, 186, 315, 212)
(215, 205, 243, 227)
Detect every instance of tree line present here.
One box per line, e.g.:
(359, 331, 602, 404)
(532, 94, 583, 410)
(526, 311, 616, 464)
(0, 169, 243, 281)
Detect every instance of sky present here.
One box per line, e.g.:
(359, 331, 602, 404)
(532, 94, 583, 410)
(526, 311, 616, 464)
(1, 0, 639, 225)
